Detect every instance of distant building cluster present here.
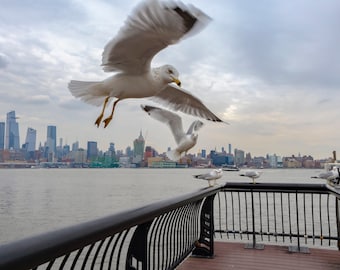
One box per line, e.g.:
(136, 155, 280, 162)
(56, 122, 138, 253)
(0, 110, 333, 169)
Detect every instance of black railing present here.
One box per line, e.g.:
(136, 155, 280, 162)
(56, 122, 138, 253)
(215, 182, 340, 252)
(1, 182, 340, 270)
(0, 186, 219, 270)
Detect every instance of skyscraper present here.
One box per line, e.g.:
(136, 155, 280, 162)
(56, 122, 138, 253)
(0, 122, 5, 150)
(133, 131, 145, 164)
(25, 128, 36, 152)
(87, 141, 98, 161)
(5, 111, 20, 150)
(46, 125, 57, 155)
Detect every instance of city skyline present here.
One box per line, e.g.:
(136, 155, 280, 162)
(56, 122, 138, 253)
(0, 110, 337, 161)
(1, 1, 340, 159)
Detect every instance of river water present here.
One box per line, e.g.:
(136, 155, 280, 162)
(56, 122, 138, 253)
(0, 168, 325, 245)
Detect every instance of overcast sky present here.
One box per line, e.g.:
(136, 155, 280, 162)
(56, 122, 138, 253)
(1, 0, 340, 159)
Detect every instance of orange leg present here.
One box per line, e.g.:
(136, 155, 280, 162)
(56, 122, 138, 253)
(95, 96, 110, 127)
(103, 99, 120, 128)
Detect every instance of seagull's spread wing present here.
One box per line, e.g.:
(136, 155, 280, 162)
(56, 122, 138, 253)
(141, 105, 185, 144)
(152, 84, 224, 122)
(186, 120, 204, 134)
(102, 0, 211, 74)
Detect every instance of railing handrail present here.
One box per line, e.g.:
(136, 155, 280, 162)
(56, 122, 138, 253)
(221, 182, 340, 197)
(0, 185, 220, 270)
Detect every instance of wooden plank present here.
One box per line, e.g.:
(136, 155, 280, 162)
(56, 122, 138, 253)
(177, 242, 340, 270)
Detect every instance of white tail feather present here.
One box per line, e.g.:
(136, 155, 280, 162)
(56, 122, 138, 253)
(166, 149, 182, 161)
(68, 80, 107, 107)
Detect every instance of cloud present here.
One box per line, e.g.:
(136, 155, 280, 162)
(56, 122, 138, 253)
(24, 95, 51, 105)
(0, 0, 340, 159)
(0, 53, 9, 69)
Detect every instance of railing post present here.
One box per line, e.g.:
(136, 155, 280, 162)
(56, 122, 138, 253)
(336, 198, 340, 251)
(192, 194, 215, 258)
(245, 189, 264, 250)
(126, 221, 152, 270)
(288, 191, 309, 253)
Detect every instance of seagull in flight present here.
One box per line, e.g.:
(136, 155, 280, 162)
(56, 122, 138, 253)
(239, 170, 263, 184)
(141, 104, 203, 161)
(68, 0, 223, 128)
(194, 168, 223, 187)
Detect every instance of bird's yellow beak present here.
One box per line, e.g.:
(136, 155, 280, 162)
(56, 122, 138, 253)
(171, 77, 181, 87)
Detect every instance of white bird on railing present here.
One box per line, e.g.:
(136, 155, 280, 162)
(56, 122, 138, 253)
(311, 167, 340, 186)
(193, 168, 223, 187)
(239, 170, 263, 184)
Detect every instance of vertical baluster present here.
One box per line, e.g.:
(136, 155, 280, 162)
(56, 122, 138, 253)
(336, 198, 340, 250)
(245, 189, 264, 250)
(273, 192, 277, 242)
(319, 194, 323, 246)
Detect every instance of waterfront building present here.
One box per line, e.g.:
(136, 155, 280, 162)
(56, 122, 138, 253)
(25, 128, 36, 152)
(87, 141, 98, 161)
(234, 148, 245, 166)
(46, 125, 57, 158)
(73, 148, 86, 163)
(133, 131, 145, 165)
(268, 154, 278, 168)
(0, 122, 5, 150)
(23, 128, 37, 160)
(5, 111, 20, 150)
(72, 141, 79, 152)
(201, 149, 206, 158)
(210, 150, 234, 166)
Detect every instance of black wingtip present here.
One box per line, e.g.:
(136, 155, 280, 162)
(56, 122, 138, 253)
(173, 6, 197, 33)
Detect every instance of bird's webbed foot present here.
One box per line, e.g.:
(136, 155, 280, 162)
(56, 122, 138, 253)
(103, 116, 113, 128)
(95, 114, 104, 127)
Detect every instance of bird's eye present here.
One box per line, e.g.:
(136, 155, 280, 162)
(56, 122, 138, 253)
(168, 69, 173, 74)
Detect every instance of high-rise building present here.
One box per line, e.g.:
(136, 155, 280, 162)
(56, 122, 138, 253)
(133, 131, 145, 164)
(0, 122, 5, 150)
(87, 141, 98, 160)
(72, 141, 79, 152)
(25, 128, 36, 152)
(5, 111, 20, 150)
(46, 125, 57, 154)
(234, 148, 245, 166)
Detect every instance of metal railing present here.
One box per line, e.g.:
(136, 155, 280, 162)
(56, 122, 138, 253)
(1, 182, 340, 270)
(215, 182, 340, 252)
(0, 186, 219, 270)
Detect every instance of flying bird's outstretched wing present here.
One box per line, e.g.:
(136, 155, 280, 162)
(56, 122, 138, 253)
(153, 84, 224, 122)
(141, 105, 185, 144)
(102, 0, 211, 74)
(187, 120, 204, 134)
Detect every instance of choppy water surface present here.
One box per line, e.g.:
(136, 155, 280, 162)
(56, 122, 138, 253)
(0, 168, 324, 244)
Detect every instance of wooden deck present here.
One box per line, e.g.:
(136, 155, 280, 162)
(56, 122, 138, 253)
(177, 242, 340, 270)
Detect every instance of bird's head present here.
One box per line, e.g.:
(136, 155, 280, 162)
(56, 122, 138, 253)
(161, 65, 181, 86)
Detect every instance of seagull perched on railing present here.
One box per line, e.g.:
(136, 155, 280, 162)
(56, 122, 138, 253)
(193, 168, 223, 187)
(141, 104, 203, 161)
(68, 0, 224, 128)
(239, 170, 263, 184)
(311, 167, 340, 186)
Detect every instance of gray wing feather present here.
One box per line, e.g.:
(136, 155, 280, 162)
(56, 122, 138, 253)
(152, 84, 224, 122)
(101, 0, 211, 74)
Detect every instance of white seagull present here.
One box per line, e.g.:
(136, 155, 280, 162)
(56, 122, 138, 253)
(68, 0, 223, 128)
(311, 167, 340, 186)
(141, 104, 203, 161)
(239, 170, 263, 184)
(194, 169, 223, 187)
